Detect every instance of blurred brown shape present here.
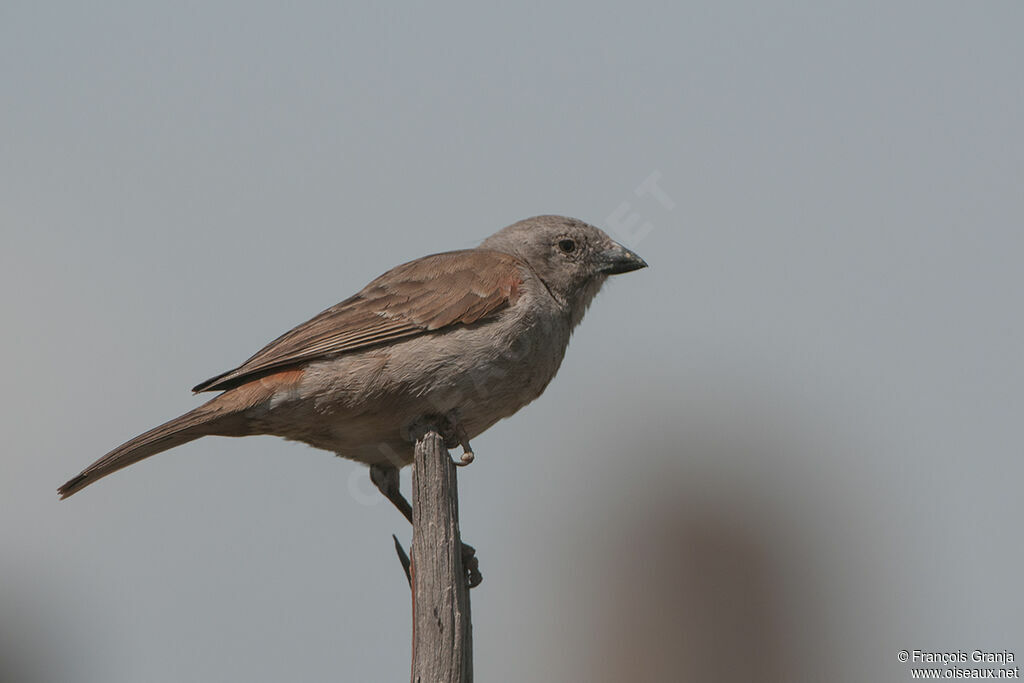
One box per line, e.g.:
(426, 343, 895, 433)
(586, 497, 788, 683)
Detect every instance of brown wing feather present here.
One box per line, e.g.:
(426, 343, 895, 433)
(192, 250, 525, 392)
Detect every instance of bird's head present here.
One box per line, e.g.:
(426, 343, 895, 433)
(480, 215, 647, 318)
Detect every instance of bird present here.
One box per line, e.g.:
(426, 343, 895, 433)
(58, 215, 647, 531)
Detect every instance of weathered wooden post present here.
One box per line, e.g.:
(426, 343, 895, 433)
(408, 424, 473, 682)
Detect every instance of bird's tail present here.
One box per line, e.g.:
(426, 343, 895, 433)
(58, 402, 227, 499)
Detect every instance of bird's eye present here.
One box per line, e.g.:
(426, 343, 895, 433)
(558, 239, 576, 254)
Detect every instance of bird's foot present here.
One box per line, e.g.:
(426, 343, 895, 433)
(461, 541, 482, 588)
(439, 414, 475, 467)
(453, 443, 474, 467)
(404, 414, 473, 465)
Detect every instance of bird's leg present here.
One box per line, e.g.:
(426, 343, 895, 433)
(369, 461, 482, 588)
(370, 463, 412, 523)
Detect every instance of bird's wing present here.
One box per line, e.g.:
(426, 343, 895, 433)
(192, 249, 526, 392)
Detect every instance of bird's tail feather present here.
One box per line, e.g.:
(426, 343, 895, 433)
(58, 404, 222, 499)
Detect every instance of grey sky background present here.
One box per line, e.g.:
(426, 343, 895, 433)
(2, 2, 1022, 682)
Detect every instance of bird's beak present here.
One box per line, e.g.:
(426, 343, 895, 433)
(596, 241, 648, 275)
